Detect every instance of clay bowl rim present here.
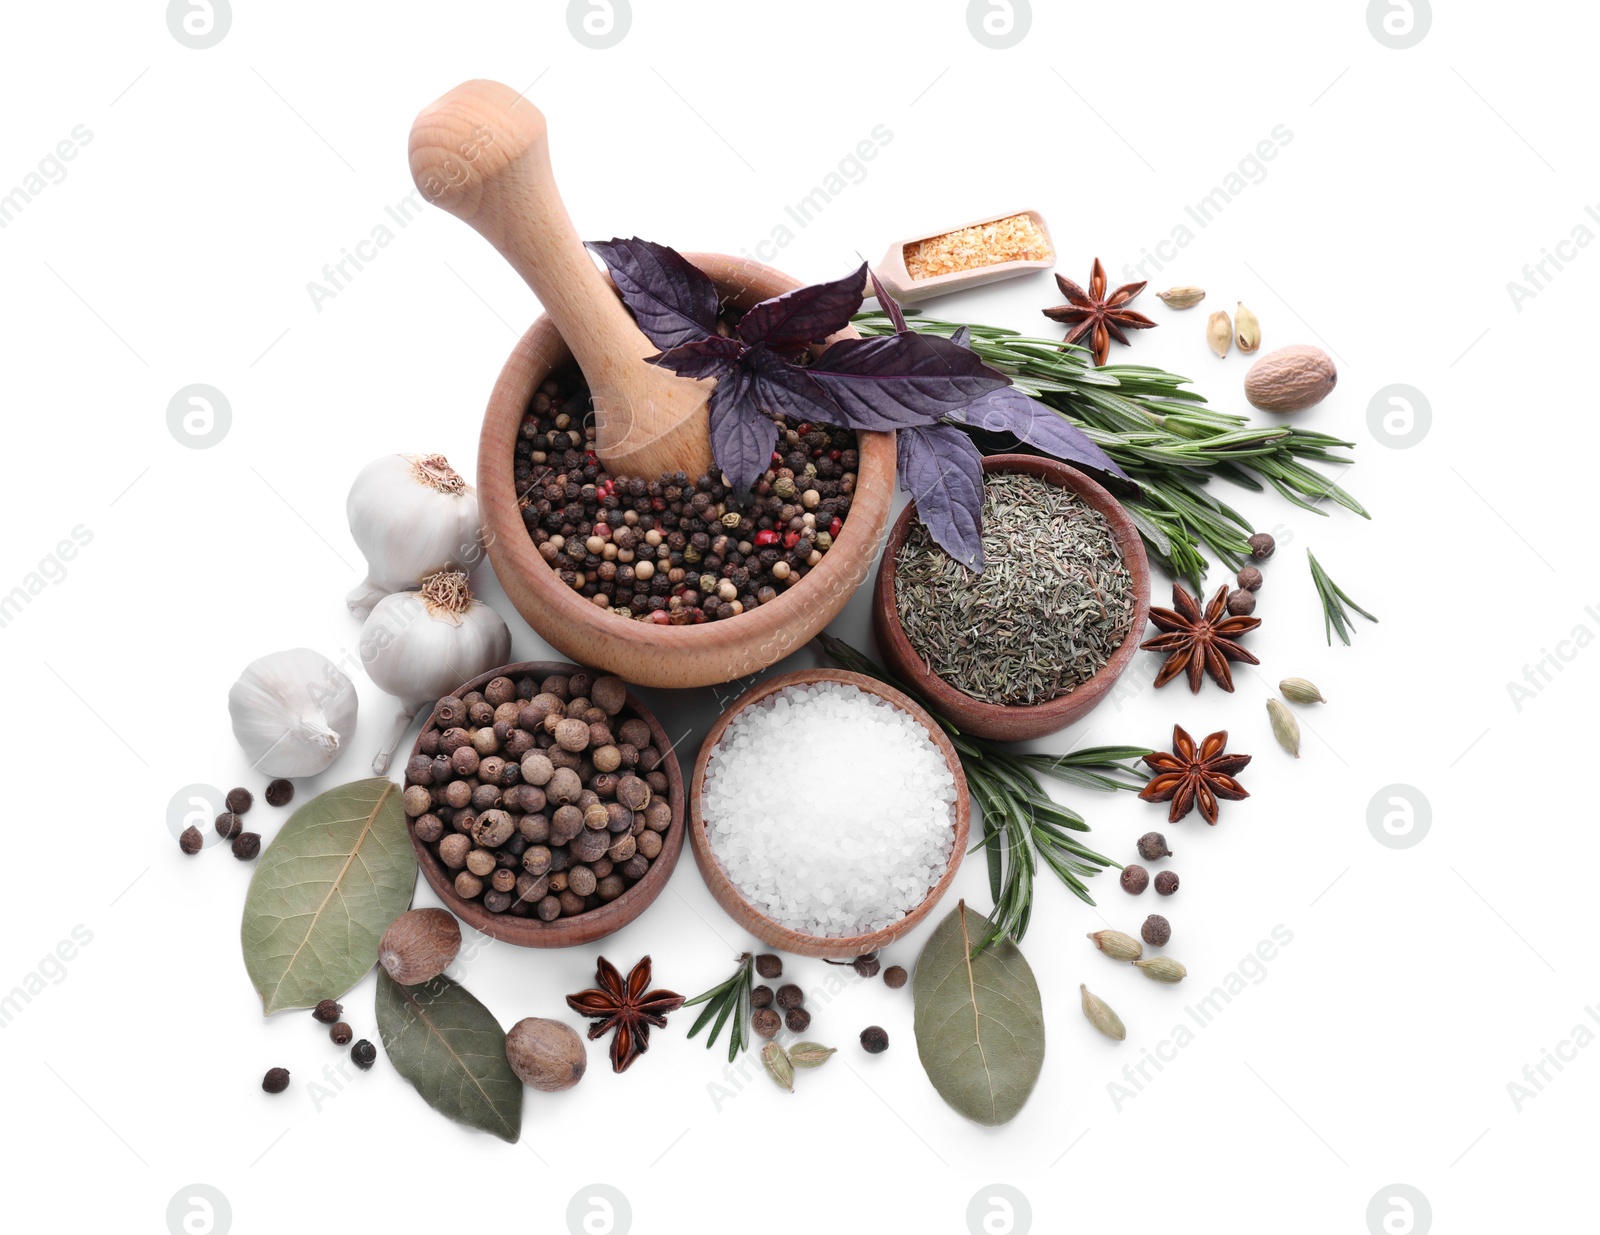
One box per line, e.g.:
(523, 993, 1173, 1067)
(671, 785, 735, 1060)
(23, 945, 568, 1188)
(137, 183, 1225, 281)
(687, 668, 971, 959)
(404, 659, 686, 948)
(873, 453, 1152, 741)
(475, 252, 897, 684)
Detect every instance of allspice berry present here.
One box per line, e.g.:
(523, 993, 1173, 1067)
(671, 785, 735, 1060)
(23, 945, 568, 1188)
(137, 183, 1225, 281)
(214, 812, 242, 840)
(350, 1040, 377, 1070)
(265, 778, 295, 807)
(312, 999, 342, 1024)
(755, 954, 783, 979)
(1136, 832, 1171, 862)
(775, 983, 804, 1009)
(1237, 565, 1263, 592)
(505, 1016, 587, 1092)
(232, 832, 261, 861)
(750, 985, 774, 1009)
(860, 1026, 889, 1054)
(1142, 914, 1172, 947)
(785, 1007, 811, 1033)
(226, 787, 254, 814)
(852, 954, 881, 979)
(751, 1007, 782, 1038)
(380, 908, 462, 986)
(883, 965, 908, 989)
(262, 1067, 290, 1094)
(1247, 532, 1276, 560)
(1226, 588, 1257, 616)
(1155, 871, 1180, 896)
(1121, 864, 1150, 895)
(179, 826, 203, 855)
(330, 1022, 353, 1046)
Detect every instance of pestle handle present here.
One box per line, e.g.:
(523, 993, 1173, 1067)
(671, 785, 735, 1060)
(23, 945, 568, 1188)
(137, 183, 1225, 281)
(407, 80, 713, 478)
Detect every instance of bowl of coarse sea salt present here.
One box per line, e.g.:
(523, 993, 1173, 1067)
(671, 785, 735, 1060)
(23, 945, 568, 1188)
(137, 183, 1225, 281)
(689, 670, 970, 958)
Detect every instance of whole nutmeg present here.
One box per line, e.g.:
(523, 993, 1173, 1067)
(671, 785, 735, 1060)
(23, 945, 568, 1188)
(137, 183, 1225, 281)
(505, 1016, 587, 1092)
(1155, 871, 1180, 896)
(1120, 864, 1150, 895)
(379, 908, 462, 986)
(1136, 832, 1171, 862)
(1141, 914, 1172, 947)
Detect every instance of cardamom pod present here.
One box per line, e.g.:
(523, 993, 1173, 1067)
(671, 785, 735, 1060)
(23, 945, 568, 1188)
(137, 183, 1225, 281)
(761, 1041, 795, 1092)
(1156, 285, 1206, 309)
(1087, 929, 1143, 962)
(1206, 310, 1232, 358)
(1134, 956, 1187, 983)
(788, 1042, 837, 1069)
(1235, 301, 1261, 352)
(1279, 677, 1326, 704)
(1266, 698, 1301, 758)
(1079, 984, 1126, 1041)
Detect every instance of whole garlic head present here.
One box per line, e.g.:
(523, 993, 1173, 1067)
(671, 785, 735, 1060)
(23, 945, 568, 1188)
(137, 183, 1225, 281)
(229, 648, 359, 778)
(346, 453, 482, 617)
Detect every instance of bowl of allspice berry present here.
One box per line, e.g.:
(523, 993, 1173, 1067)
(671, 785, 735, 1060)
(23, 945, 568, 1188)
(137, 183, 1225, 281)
(401, 660, 684, 947)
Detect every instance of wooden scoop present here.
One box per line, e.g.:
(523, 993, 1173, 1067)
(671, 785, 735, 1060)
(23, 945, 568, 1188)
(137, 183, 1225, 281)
(408, 80, 715, 479)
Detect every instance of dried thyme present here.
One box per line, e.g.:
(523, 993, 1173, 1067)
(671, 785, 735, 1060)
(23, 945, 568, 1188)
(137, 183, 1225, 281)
(894, 472, 1134, 706)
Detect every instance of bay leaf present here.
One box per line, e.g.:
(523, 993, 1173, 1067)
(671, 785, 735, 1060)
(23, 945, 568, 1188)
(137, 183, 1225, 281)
(375, 971, 523, 1142)
(241, 777, 416, 1014)
(912, 900, 1045, 1126)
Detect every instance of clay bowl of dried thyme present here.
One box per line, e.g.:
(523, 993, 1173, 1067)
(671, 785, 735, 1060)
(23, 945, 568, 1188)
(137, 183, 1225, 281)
(476, 253, 897, 692)
(688, 668, 970, 959)
(872, 454, 1150, 741)
(402, 660, 685, 948)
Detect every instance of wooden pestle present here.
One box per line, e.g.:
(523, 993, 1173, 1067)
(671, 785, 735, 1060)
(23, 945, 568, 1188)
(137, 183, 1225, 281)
(408, 80, 714, 479)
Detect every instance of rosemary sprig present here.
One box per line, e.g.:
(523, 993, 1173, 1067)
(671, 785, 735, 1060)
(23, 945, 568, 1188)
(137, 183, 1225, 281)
(683, 952, 754, 1062)
(818, 635, 1148, 953)
(1307, 549, 1378, 645)
(853, 312, 1368, 588)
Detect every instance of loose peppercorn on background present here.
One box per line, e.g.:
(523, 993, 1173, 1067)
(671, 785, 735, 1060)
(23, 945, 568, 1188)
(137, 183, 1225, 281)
(0, 2, 1592, 1233)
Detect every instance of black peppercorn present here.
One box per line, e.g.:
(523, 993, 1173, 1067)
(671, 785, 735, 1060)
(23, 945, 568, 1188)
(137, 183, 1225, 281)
(883, 965, 908, 990)
(1136, 832, 1172, 862)
(226, 787, 254, 814)
(751, 984, 774, 1009)
(330, 1021, 353, 1045)
(265, 777, 295, 807)
(350, 1040, 377, 1070)
(1121, 864, 1149, 895)
(785, 1007, 811, 1033)
(1155, 871, 1180, 896)
(313, 999, 342, 1024)
(751, 1007, 782, 1038)
(232, 832, 261, 861)
(860, 1026, 889, 1054)
(775, 983, 804, 1010)
(1247, 532, 1276, 560)
(1142, 915, 1172, 947)
(179, 826, 203, 855)
(262, 1067, 290, 1094)
(755, 953, 782, 979)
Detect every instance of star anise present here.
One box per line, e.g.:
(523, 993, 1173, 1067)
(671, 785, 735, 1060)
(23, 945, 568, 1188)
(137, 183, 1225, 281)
(1140, 583, 1261, 693)
(566, 955, 684, 1073)
(1042, 257, 1156, 366)
(1139, 725, 1251, 825)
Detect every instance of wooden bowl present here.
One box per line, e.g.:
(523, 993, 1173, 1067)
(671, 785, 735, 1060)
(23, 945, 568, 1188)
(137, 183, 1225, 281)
(405, 660, 684, 948)
(477, 254, 896, 690)
(687, 669, 970, 959)
(872, 454, 1151, 742)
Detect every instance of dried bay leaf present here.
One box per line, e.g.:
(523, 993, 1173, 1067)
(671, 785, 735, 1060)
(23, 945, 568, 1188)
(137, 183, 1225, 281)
(241, 777, 416, 1014)
(913, 900, 1045, 1126)
(375, 971, 523, 1142)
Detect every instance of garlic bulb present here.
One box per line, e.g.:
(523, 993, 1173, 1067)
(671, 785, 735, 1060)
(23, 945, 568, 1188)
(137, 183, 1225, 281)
(229, 648, 359, 778)
(346, 453, 483, 617)
(361, 571, 511, 774)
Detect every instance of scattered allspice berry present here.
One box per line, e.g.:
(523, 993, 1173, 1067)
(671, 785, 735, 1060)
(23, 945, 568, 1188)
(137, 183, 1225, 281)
(1136, 832, 1171, 862)
(1154, 871, 1180, 896)
(179, 826, 204, 856)
(1142, 914, 1172, 947)
(789, 1042, 837, 1069)
(1267, 698, 1301, 758)
(775, 984, 804, 1010)
(265, 778, 295, 807)
(379, 908, 462, 985)
(226, 787, 254, 814)
(1279, 677, 1326, 704)
(1134, 956, 1187, 983)
(750, 984, 774, 1009)
(1234, 302, 1261, 352)
(215, 812, 242, 840)
(1121, 864, 1150, 895)
(313, 999, 343, 1024)
(1226, 588, 1257, 617)
(755, 954, 783, 979)
(262, 1067, 290, 1094)
(350, 1040, 377, 1070)
(761, 1041, 795, 1093)
(1247, 532, 1276, 560)
(330, 1022, 353, 1046)
(883, 965, 908, 989)
(853, 954, 881, 979)
(785, 1007, 811, 1033)
(1156, 285, 1206, 309)
(231, 832, 261, 861)
(1088, 930, 1143, 962)
(1237, 565, 1264, 591)
(1207, 309, 1233, 357)
(751, 1008, 782, 1038)
(1079, 984, 1126, 1041)
(860, 1025, 889, 1054)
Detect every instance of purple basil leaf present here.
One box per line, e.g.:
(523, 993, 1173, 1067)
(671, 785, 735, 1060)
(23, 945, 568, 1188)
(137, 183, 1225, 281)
(647, 335, 745, 380)
(898, 424, 986, 572)
(806, 333, 1010, 431)
(708, 362, 778, 494)
(586, 237, 719, 350)
(745, 347, 848, 426)
(955, 387, 1130, 481)
(867, 267, 908, 334)
(949, 325, 972, 350)
(738, 262, 867, 351)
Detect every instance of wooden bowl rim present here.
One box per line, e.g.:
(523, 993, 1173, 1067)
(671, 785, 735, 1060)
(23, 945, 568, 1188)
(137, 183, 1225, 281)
(687, 667, 971, 957)
(405, 659, 686, 947)
(875, 453, 1152, 730)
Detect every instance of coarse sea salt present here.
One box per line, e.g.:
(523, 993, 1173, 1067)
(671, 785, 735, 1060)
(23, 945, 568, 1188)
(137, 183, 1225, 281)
(701, 682, 957, 937)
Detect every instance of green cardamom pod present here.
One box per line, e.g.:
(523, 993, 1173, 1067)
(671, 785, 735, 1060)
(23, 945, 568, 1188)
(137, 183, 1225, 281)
(1266, 698, 1301, 758)
(1279, 677, 1326, 704)
(1207, 310, 1233, 358)
(1087, 929, 1143, 962)
(1134, 956, 1188, 983)
(761, 1041, 795, 1092)
(788, 1042, 837, 1069)
(1235, 301, 1261, 352)
(1079, 984, 1126, 1041)
(1156, 285, 1207, 309)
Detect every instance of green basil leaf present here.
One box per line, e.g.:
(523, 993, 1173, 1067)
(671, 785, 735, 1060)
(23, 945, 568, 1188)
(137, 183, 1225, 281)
(913, 900, 1045, 1126)
(241, 777, 416, 1014)
(375, 971, 523, 1143)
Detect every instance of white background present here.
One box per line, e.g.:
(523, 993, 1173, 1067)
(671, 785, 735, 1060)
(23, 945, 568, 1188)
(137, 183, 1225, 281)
(0, 2, 1587, 1232)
